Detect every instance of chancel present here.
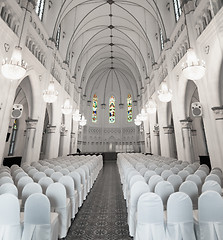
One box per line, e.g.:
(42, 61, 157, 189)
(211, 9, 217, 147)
(0, 0, 223, 239)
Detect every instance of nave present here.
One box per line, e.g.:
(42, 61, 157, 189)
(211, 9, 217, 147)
(67, 161, 132, 240)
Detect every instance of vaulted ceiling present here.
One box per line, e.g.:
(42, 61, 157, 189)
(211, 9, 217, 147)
(44, 0, 175, 102)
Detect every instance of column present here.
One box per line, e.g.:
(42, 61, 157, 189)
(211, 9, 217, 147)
(70, 132, 76, 154)
(153, 125, 161, 155)
(45, 125, 56, 159)
(146, 133, 151, 154)
(21, 119, 38, 165)
(191, 129, 199, 162)
(180, 118, 194, 163)
(58, 129, 68, 157)
(163, 126, 176, 158)
(211, 106, 223, 168)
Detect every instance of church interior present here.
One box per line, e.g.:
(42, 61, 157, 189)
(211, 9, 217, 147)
(0, 0, 223, 239)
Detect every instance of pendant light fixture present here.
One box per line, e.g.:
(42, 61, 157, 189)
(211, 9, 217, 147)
(79, 115, 87, 126)
(61, 98, 72, 115)
(157, 81, 172, 103)
(134, 114, 142, 126)
(73, 109, 81, 121)
(181, 1, 205, 80)
(1, 1, 30, 80)
(146, 99, 157, 114)
(43, 52, 58, 103)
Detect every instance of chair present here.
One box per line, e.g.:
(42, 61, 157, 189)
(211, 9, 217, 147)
(179, 181, 199, 209)
(0, 183, 18, 197)
(178, 170, 190, 181)
(135, 192, 166, 240)
(44, 169, 55, 177)
(46, 183, 71, 239)
(33, 172, 47, 182)
(186, 174, 202, 194)
(154, 167, 165, 175)
(38, 177, 54, 194)
(0, 176, 14, 186)
(198, 191, 223, 240)
(59, 176, 78, 218)
(167, 174, 183, 192)
(15, 172, 28, 185)
(21, 182, 42, 208)
(148, 175, 163, 192)
(155, 181, 174, 209)
(202, 180, 222, 195)
(161, 170, 173, 180)
(21, 193, 59, 240)
(128, 181, 150, 237)
(0, 193, 21, 240)
(17, 176, 34, 199)
(205, 174, 221, 186)
(69, 171, 83, 207)
(195, 170, 207, 183)
(50, 172, 63, 182)
(166, 192, 196, 240)
(76, 168, 87, 200)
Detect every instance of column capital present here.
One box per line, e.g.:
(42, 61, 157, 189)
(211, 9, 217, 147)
(211, 106, 223, 120)
(163, 126, 174, 134)
(60, 130, 68, 136)
(180, 118, 193, 129)
(25, 119, 38, 129)
(153, 130, 159, 136)
(46, 125, 56, 134)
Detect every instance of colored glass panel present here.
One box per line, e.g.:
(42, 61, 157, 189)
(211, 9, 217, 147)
(127, 94, 132, 122)
(92, 94, 98, 123)
(109, 96, 115, 123)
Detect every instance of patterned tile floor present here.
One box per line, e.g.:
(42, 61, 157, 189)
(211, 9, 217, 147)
(66, 161, 132, 240)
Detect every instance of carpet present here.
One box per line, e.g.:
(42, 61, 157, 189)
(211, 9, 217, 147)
(66, 162, 132, 240)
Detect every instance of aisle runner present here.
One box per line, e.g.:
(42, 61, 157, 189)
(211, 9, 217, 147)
(67, 162, 132, 240)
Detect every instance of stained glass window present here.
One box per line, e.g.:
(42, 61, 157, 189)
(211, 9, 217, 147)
(8, 119, 18, 156)
(35, 0, 45, 21)
(127, 94, 133, 122)
(55, 25, 61, 49)
(92, 94, 98, 123)
(160, 28, 164, 50)
(173, 0, 182, 22)
(109, 96, 115, 123)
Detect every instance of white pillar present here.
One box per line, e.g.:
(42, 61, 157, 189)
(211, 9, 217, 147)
(58, 130, 68, 157)
(180, 118, 194, 163)
(163, 126, 176, 158)
(45, 125, 56, 159)
(70, 132, 76, 154)
(153, 126, 161, 155)
(21, 119, 38, 164)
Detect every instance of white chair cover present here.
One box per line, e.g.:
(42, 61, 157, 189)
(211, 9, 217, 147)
(17, 176, 34, 199)
(128, 181, 150, 237)
(21, 182, 42, 208)
(195, 170, 207, 183)
(50, 172, 63, 182)
(148, 175, 163, 192)
(166, 192, 196, 240)
(33, 172, 46, 183)
(21, 193, 52, 240)
(76, 168, 87, 200)
(59, 175, 78, 218)
(205, 174, 221, 186)
(161, 170, 173, 180)
(198, 191, 223, 240)
(0, 193, 21, 240)
(178, 170, 190, 181)
(69, 171, 83, 207)
(46, 183, 71, 238)
(44, 169, 55, 177)
(15, 172, 28, 185)
(38, 177, 54, 194)
(179, 180, 199, 209)
(135, 192, 165, 240)
(0, 183, 18, 197)
(186, 174, 202, 194)
(0, 176, 14, 186)
(202, 180, 222, 195)
(155, 181, 174, 209)
(167, 174, 183, 192)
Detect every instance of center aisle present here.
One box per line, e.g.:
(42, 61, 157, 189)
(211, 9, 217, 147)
(67, 161, 132, 240)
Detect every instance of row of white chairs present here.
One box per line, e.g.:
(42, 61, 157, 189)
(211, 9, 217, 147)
(117, 153, 223, 240)
(0, 155, 103, 239)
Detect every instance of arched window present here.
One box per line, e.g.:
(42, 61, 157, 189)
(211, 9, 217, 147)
(92, 94, 98, 123)
(35, 0, 45, 21)
(173, 0, 182, 22)
(55, 24, 61, 49)
(8, 119, 18, 156)
(109, 96, 115, 123)
(127, 94, 133, 122)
